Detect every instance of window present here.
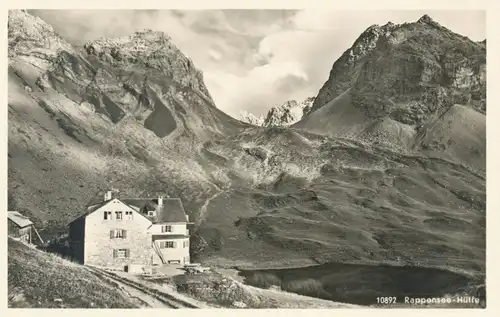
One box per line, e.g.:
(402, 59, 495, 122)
(115, 211, 123, 220)
(148, 211, 156, 217)
(183, 240, 189, 248)
(125, 211, 133, 220)
(159, 241, 175, 248)
(110, 229, 127, 239)
(104, 211, 112, 220)
(161, 225, 172, 233)
(113, 248, 130, 258)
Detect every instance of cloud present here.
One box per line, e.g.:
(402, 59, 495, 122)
(208, 49, 223, 62)
(273, 74, 309, 95)
(29, 9, 485, 118)
(203, 60, 309, 115)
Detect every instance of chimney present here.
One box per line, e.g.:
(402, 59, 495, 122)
(104, 191, 113, 201)
(158, 196, 164, 208)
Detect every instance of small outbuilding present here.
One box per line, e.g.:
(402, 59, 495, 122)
(8, 211, 43, 245)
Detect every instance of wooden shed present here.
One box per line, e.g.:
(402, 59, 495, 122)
(8, 211, 43, 244)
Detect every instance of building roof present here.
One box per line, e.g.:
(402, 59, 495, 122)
(71, 195, 188, 225)
(69, 198, 148, 224)
(69, 200, 113, 224)
(8, 211, 33, 228)
(121, 197, 188, 224)
(152, 234, 189, 240)
(86, 201, 110, 213)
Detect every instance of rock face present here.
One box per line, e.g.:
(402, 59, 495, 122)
(8, 9, 74, 62)
(239, 110, 265, 126)
(295, 15, 486, 170)
(240, 97, 314, 127)
(9, 10, 247, 143)
(82, 30, 212, 100)
(308, 15, 486, 118)
(307, 22, 398, 115)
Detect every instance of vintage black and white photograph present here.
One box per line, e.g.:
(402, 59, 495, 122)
(7, 8, 486, 309)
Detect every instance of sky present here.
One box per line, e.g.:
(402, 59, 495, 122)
(30, 9, 486, 118)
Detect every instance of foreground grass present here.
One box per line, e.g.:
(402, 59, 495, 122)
(8, 238, 139, 308)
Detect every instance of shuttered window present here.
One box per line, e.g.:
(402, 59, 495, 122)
(161, 225, 172, 233)
(158, 241, 177, 248)
(110, 229, 127, 239)
(113, 248, 130, 258)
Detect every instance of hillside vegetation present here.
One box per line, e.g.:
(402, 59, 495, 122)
(8, 239, 140, 308)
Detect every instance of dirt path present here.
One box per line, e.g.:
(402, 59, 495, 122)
(198, 187, 225, 224)
(86, 266, 199, 308)
(106, 276, 174, 308)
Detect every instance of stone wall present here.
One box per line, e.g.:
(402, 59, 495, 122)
(84, 199, 153, 269)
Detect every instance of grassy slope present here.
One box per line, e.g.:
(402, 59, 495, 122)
(294, 90, 485, 172)
(196, 130, 485, 278)
(8, 238, 139, 308)
(293, 89, 417, 152)
(416, 104, 486, 171)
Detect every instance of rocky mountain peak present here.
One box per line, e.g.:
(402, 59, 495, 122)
(307, 15, 486, 117)
(82, 29, 210, 99)
(346, 22, 398, 66)
(83, 29, 173, 57)
(240, 97, 314, 127)
(296, 14, 486, 167)
(8, 9, 73, 60)
(417, 14, 439, 26)
(239, 111, 265, 126)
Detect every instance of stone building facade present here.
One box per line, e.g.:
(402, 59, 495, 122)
(69, 191, 192, 270)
